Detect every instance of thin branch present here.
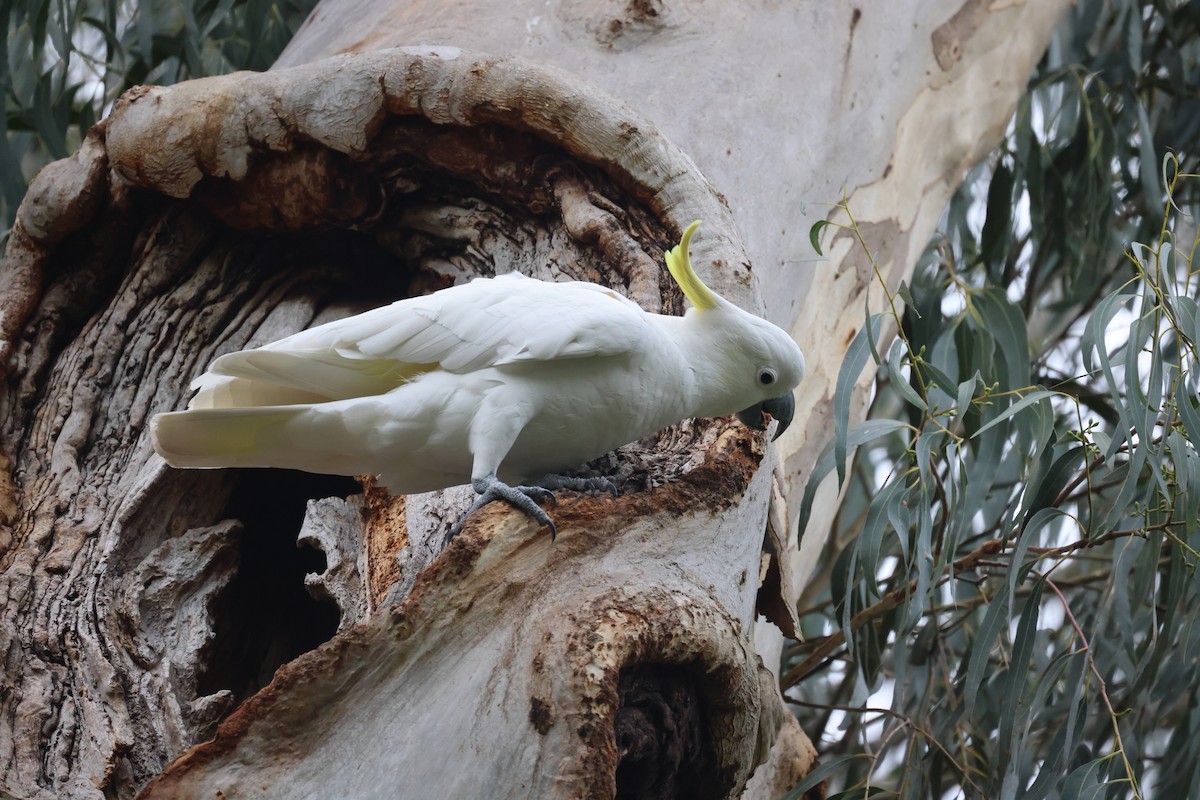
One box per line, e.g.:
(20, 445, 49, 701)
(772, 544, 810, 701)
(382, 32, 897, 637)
(1045, 577, 1143, 800)
(781, 538, 1005, 689)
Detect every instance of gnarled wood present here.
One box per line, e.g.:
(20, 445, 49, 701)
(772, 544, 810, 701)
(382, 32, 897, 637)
(1, 46, 784, 800)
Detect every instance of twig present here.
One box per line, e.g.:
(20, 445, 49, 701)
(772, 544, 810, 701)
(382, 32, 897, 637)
(1045, 577, 1143, 800)
(780, 538, 1004, 688)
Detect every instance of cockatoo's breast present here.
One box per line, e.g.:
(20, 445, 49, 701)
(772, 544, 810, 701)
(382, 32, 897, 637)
(498, 344, 693, 481)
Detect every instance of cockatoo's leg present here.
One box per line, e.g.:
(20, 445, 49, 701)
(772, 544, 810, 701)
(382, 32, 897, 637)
(447, 397, 619, 544)
(445, 472, 558, 544)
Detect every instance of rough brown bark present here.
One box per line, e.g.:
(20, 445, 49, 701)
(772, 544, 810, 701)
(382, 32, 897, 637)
(0, 47, 789, 799)
(0, 3, 1070, 798)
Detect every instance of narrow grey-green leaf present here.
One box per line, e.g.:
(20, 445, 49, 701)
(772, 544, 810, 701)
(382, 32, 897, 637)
(1177, 372, 1200, 444)
(859, 478, 908, 598)
(1081, 291, 1133, 374)
(1022, 446, 1088, 524)
(919, 360, 958, 397)
(796, 419, 910, 545)
(954, 372, 980, 427)
(981, 163, 1015, 282)
(1174, 296, 1199, 350)
(972, 389, 1057, 438)
(887, 338, 927, 411)
(1136, 101, 1163, 205)
(963, 581, 1010, 718)
(973, 288, 1030, 390)
(1010, 508, 1068, 604)
(1000, 579, 1044, 760)
(782, 754, 870, 799)
(1060, 756, 1107, 800)
(835, 313, 885, 486)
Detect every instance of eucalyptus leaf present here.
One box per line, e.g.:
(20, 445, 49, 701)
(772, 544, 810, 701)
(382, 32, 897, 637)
(782, 754, 873, 800)
(788, 18, 1200, 788)
(809, 218, 831, 256)
(887, 338, 928, 411)
(972, 389, 1056, 438)
(963, 582, 1011, 718)
(835, 314, 885, 486)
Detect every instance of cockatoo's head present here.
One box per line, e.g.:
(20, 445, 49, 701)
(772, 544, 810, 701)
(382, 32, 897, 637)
(665, 221, 807, 440)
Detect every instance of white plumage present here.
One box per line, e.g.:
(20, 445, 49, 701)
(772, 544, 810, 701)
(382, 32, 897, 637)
(151, 222, 806, 533)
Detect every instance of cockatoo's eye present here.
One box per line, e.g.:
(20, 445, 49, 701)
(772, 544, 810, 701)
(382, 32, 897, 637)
(757, 367, 777, 386)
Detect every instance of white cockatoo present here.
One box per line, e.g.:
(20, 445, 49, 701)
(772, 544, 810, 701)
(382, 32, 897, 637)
(152, 221, 805, 538)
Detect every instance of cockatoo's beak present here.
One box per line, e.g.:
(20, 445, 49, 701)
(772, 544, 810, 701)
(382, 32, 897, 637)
(736, 392, 795, 441)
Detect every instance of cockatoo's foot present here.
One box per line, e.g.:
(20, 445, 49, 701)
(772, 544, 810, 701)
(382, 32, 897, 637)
(445, 473, 558, 545)
(528, 474, 619, 497)
(443, 473, 620, 546)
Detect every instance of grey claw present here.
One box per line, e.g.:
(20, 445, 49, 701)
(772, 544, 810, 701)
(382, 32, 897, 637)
(517, 485, 557, 505)
(444, 473, 559, 547)
(441, 472, 620, 548)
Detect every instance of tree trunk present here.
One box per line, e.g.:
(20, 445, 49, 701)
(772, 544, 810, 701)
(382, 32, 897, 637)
(0, 3, 1069, 798)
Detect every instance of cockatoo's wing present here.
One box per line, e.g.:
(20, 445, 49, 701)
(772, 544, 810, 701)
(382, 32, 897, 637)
(188, 274, 651, 409)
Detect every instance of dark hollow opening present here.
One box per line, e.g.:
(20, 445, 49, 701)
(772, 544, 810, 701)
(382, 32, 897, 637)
(195, 468, 359, 703)
(614, 663, 723, 800)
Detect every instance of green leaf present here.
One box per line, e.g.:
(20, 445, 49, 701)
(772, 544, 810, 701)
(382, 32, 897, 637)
(919, 360, 957, 397)
(886, 338, 927, 411)
(1173, 296, 1199, 350)
(202, 0, 238, 39)
(971, 389, 1056, 438)
(796, 419, 910, 546)
(1171, 431, 1200, 538)
(1177, 372, 1200, 444)
(1136, 100, 1163, 206)
(954, 372, 980, 427)
(809, 218, 831, 256)
(864, 290, 883, 367)
(1060, 756, 1107, 800)
(1081, 291, 1134, 375)
(835, 314, 885, 486)
(972, 288, 1030, 390)
(136, 0, 155, 71)
(0, 97, 29, 215)
(1000, 579, 1043, 761)
(905, 491, 933, 631)
(980, 162, 1015, 282)
(782, 754, 872, 799)
(859, 477, 909, 599)
(1021, 445, 1088, 524)
(1009, 507, 1068, 603)
(963, 581, 1010, 718)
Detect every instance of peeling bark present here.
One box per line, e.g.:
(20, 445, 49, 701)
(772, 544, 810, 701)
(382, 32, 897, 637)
(0, 3, 1071, 799)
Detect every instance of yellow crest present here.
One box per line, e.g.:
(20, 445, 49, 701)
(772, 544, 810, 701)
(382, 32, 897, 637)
(664, 220, 718, 311)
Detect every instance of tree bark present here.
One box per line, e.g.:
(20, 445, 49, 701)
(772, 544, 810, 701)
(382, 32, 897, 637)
(0, 3, 1069, 798)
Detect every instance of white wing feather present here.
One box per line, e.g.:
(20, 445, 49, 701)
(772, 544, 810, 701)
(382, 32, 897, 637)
(189, 273, 650, 409)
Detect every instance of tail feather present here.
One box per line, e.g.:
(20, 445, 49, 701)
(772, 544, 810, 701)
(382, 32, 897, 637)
(187, 350, 427, 410)
(187, 375, 329, 410)
(151, 406, 309, 469)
